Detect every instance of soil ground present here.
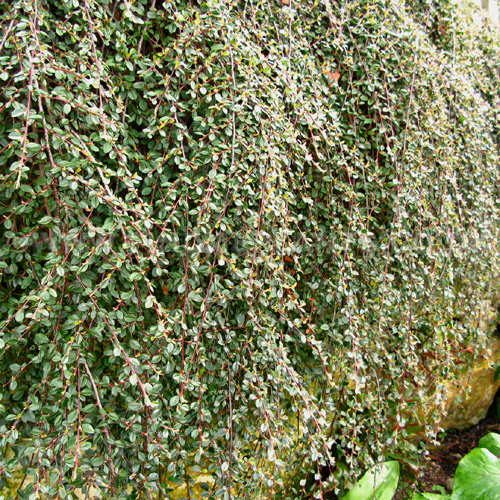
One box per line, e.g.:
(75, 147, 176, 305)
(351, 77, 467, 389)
(394, 390, 500, 499)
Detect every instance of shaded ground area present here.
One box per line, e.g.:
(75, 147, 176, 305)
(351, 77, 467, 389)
(417, 414, 498, 494)
(395, 390, 500, 499)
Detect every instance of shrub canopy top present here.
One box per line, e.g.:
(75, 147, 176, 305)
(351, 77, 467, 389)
(1, 0, 500, 498)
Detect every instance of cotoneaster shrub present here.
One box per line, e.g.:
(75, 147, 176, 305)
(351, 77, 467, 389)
(0, 0, 499, 498)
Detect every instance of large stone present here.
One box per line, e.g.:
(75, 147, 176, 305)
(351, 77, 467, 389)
(438, 335, 500, 431)
(0, 467, 25, 500)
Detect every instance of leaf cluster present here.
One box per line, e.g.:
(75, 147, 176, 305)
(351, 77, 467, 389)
(0, 0, 500, 499)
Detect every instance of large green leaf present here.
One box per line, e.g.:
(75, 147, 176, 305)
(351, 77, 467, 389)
(342, 461, 400, 500)
(412, 494, 451, 500)
(451, 448, 500, 500)
(479, 432, 500, 457)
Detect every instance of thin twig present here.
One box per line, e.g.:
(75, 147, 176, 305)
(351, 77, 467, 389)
(0, 19, 14, 55)
(83, 361, 116, 491)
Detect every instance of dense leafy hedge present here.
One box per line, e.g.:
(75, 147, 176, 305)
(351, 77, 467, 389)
(1, 0, 500, 498)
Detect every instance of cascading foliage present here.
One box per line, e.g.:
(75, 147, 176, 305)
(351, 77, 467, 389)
(0, 0, 499, 498)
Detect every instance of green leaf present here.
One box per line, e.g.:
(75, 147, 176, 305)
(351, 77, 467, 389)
(27, 142, 42, 153)
(82, 423, 95, 434)
(412, 495, 451, 500)
(451, 448, 500, 500)
(188, 291, 203, 303)
(342, 461, 399, 500)
(11, 108, 26, 118)
(35, 333, 49, 344)
(66, 410, 78, 424)
(8, 131, 23, 141)
(478, 432, 500, 457)
(411, 490, 451, 500)
(38, 215, 53, 224)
